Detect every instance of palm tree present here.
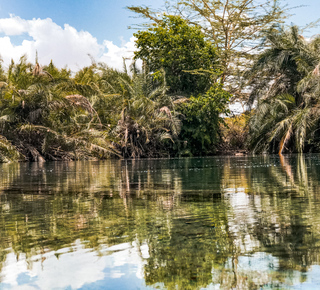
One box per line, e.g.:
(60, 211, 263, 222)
(0, 58, 120, 161)
(0, 56, 181, 161)
(248, 25, 320, 154)
(110, 64, 181, 158)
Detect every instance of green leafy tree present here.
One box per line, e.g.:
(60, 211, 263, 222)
(128, 0, 287, 94)
(134, 15, 218, 96)
(178, 84, 230, 156)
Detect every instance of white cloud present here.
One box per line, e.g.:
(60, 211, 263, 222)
(0, 15, 28, 35)
(0, 15, 137, 71)
(100, 37, 138, 71)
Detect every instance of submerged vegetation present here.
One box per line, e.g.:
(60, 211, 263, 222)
(1, 0, 320, 162)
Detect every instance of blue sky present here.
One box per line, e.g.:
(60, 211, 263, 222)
(0, 0, 162, 46)
(0, 0, 319, 71)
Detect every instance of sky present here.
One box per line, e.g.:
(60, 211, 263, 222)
(0, 0, 319, 72)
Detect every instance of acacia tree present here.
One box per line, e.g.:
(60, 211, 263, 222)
(128, 0, 287, 94)
(134, 15, 218, 96)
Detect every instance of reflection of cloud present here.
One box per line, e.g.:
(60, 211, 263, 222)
(0, 15, 137, 71)
(102, 242, 149, 280)
(228, 252, 279, 272)
(2, 248, 106, 289)
(1, 241, 149, 289)
(225, 189, 260, 252)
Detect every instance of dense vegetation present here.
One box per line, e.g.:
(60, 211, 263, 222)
(0, 53, 229, 162)
(248, 25, 320, 154)
(1, 0, 320, 162)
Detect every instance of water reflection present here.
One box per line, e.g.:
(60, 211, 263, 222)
(1, 155, 320, 289)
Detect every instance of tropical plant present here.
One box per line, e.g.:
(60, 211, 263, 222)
(248, 25, 320, 153)
(0, 58, 120, 161)
(111, 64, 181, 158)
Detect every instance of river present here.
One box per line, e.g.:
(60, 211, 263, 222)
(0, 155, 320, 289)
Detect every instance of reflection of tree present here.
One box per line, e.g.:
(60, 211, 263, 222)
(143, 202, 231, 289)
(1, 156, 320, 288)
(220, 155, 320, 287)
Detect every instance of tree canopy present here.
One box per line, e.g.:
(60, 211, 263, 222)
(248, 25, 320, 154)
(128, 0, 287, 93)
(134, 15, 218, 96)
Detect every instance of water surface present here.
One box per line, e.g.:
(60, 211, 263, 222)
(1, 155, 320, 289)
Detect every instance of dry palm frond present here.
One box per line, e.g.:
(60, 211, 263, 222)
(33, 63, 42, 76)
(90, 143, 121, 158)
(32, 62, 54, 79)
(173, 97, 189, 104)
(66, 94, 94, 114)
(66, 94, 102, 126)
(160, 132, 174, 142)
(0, 135, 22, 162)
(43, 70, 54, 79)
(160, 106, 172, 118)
(278, 124, 292, 155)
(20, 124, 58, 136)
(18, 89, 28, 95)
(0, 82, 8, 88)
(313, 64, 320, 76)
(0, 115, 15, 123)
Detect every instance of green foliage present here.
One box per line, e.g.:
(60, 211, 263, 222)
(0, 135, 21, 162)
(220, 112, 250, 152)
(110, 65, 181, 158)
(43, 60, 71, 80)
(0, 56, 184, 161)
(178, 84, 230, 156)
(248, 25, 320, 153)
(128, 0, 287, 92)
(0, 58, 122, 161)
(134, 15, 218, 96)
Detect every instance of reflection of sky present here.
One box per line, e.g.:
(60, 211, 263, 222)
(291, 266, 320, 290)
(209, 253, 320, 289)
(0, 240, 152, 290)
(224, 189, 260, 252)
(226, 252, 279, 272)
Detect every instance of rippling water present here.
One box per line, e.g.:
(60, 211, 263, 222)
(1, 155, 320, 289)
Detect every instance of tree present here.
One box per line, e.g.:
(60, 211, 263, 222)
(0, 58, 120, 162)
(248, 25, 320, 154)
(128, 0, 287, 94)
(134, 15, 218, 96)
(177, 84, 231, 156)
(110, 64, 181, 158)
